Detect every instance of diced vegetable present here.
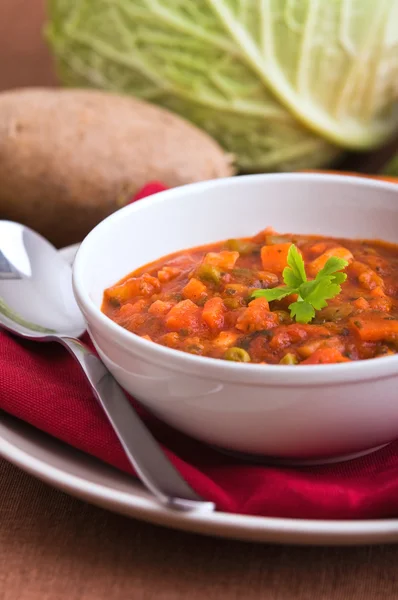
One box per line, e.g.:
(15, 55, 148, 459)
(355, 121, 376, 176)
(279, 353, 298, 365)
(349, 261, 384, 290)
(257, 271, 280, 286)
(203, 251, 239, 270)
(212, 331, 240, 350)
(352, 297, 370, 311)
(148, 300, 173, 317)
(225, 239, 258, 255)
(297, 336, 343, 359)
(309, 247, 353, 275)
(301, 348, 351, 364)
(260, 243, 292, 273)
(223, 297, 243, 310)
(223, 347, 251, 363)
(269, 324, 330, 351)
(157, 266, 181, 283)
(105, 274, 160, 303)
(225, 284, 248, 295)
(236, 297, 278, 334)
(202, 297, 225, 331)
(182, 278, 207, 302)
(158, 332, 180, 348)
(165, 300, 201, 333)
(195, 264, 222, 286)
(316, 304, 353, 321)
(350, 314, 398, 342)
(115, 301, 145, 324)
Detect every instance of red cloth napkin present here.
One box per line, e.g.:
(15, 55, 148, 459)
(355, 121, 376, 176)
(2, 183, 398, 520)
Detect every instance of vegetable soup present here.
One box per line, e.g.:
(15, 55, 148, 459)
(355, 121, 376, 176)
(102, 228, 398, 365)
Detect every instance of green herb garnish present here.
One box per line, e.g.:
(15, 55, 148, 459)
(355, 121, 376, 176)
(252, 245, 348, 324)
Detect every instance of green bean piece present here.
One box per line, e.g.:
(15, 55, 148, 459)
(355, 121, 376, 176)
(265, 235, 291, 245)
(317, 304, 353, 322)
(279, 353, 298, 365)
(196, 264, 222, 285)
(226, 239, 258, 255)
(231, 268, 256, 283)
(224, 347, 251, 362)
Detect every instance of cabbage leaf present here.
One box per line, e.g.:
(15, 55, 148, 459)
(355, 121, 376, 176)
(46, 0, 398, 172)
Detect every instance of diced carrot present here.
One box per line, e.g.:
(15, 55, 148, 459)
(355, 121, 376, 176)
(203, 251, 239, 270)
(301, 348, 351, 364)
(358, 272, 384, 291)
(252, 226, 276, 244)
(350, 314, 398, 342)
(158, 332, 180, 348)
(224, 283, 248, 295)
(260, 243, 292, 273)
(212, 331, 240, 350)
(148, 300, 173, 316)
(364, 254, 388, 274)
(370, 297, 392, 312)
(353, 297, 370, 311)
(269, 324, 330, 351)
(236, 297, 278, 333)
(296, 339, 325, 358)
(349, 261, 384, 290)
(309, 242, 327, 254)
(124, 313, 147, 332)
(117, 300, 147, 321)
(105, 274, 160, 303)
(297, 336, 344, 359)
(368, 287, 392, 311)
(182, 277, 207, 302)
(157, 266, 181, 283)
(202, 297, 225, 331)
(165, 300, 201, 333)
(309, 247, 353, 275)
(370, 286, 386, 298)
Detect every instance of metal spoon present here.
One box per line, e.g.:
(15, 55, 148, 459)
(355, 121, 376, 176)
(0, 221, 214, 513)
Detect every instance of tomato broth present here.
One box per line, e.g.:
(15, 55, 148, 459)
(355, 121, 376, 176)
(102, 228, 398, 365)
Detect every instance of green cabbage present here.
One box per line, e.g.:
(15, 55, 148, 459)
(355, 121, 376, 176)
(46, 0, 398, 172)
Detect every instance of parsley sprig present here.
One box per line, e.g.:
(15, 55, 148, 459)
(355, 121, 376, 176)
(252, 245, 348, 324)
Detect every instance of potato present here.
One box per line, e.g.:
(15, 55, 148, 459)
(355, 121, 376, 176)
(0, 88, 235, 248)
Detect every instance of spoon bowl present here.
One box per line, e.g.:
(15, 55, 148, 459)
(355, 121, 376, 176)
(0, 221, 85, 338)
(0, 220, 213, 513)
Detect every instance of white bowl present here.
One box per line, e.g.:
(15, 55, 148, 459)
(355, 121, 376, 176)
(73, 173, 398, 461)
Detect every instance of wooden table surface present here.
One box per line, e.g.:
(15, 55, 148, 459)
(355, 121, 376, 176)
(2, 1, 398, 598)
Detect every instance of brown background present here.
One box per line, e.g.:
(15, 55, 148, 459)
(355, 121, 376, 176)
(2, 1, 398, 599)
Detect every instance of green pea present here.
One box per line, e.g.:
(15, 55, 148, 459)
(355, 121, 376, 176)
(196, 264, 222, 285)
(279, 353, 298, 365)
(223, 297, 242, 310)
(224, 347, 251, 362)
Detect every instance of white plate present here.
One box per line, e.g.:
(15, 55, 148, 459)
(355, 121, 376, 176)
(1, 244, 398, 546)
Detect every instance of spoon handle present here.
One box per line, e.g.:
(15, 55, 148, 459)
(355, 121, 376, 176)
(59, 336, 215, 513)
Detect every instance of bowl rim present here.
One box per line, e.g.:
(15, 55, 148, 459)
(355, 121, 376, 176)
(72, 172, 398, 386)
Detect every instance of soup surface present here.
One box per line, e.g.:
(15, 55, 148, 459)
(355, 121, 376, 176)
(102, 228, 398, 365)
